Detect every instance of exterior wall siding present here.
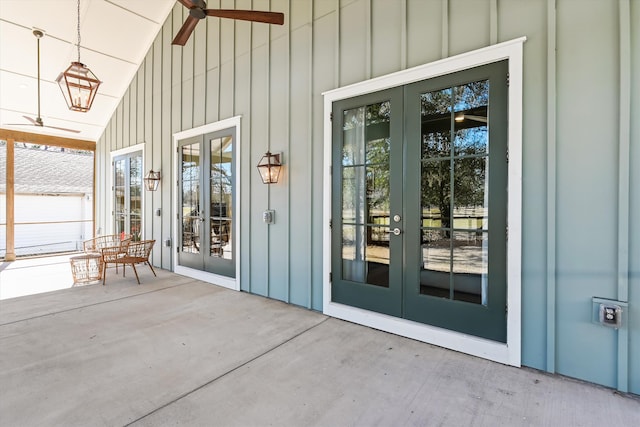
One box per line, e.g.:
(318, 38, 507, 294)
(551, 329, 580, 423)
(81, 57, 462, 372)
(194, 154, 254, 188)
(95, 0, 639, 393)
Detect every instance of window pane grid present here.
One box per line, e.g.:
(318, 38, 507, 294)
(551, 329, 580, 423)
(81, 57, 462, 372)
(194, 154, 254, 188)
(420, 78, 489, 305)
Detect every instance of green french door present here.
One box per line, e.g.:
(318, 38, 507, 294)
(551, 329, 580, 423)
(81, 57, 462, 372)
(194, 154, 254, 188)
(331, 61, 508, 342)
(178, 128, 235, 278)
(113, 152, 142, 240)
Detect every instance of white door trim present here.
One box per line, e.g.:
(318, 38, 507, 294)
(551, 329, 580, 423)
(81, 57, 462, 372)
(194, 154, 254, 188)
(172, 116, 242, 292)
(322, 38, 525, 366)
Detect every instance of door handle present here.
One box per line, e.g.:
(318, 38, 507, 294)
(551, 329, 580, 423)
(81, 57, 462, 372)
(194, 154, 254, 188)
(391, 227, 402, 236)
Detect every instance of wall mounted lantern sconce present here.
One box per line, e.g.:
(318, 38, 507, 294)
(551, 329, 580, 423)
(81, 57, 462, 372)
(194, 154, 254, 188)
(256, 151, 282, 184)
(56, 0, 101, 112)
(144, 170, 161, 191)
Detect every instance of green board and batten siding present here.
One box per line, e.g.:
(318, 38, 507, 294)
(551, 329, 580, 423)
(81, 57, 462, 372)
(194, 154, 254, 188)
(95, 0, 639, 394)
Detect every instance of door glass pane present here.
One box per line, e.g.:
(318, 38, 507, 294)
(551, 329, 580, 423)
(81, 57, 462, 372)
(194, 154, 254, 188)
(454, 124, 488, 156)
(341, 101, 391, 288)
(421, 88, 452, 158)
(129, 156, 142, 240)
(209, 136, 233, 260)
(420, 230, 451, 298)
(114, 165, 124, 235)
(342, 107, 365, 166)
(453, 157, 488, 230)
(420, 80, 490, 306)
(114, 154, 142, 239)
(342, 167, 362, 223)
(452, 231, 487, 304)
(453, 80, 489, 156)
(114, 159, 125, 187)
(366, 165, 389, 225)
(181, 143, 200, 254)
(421, 160, 451, 229)
(114, 216, 125, 236)
(342, 225, 390, 287)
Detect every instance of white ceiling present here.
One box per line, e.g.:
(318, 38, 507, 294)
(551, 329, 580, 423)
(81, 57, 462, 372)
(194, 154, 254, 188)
(0, 0, 176, 141)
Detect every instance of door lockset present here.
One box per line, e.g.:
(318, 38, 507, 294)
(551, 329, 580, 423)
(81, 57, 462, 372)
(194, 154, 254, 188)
(393, 214, 401, 222)
(391, 227, 402, 236)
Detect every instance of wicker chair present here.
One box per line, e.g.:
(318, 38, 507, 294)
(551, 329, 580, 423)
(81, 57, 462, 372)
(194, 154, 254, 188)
(83, 234, 131, 254)
(101, 238, 132, 285)
(118, 239, 157, 284)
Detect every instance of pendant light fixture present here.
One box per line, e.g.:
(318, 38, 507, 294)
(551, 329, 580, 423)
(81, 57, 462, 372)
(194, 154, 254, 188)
(56, 0, 101, 112)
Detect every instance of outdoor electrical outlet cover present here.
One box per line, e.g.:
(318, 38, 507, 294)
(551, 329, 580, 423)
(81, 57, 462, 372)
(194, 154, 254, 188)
(599, 304, 622, 329)
(592, 297, 627, 329)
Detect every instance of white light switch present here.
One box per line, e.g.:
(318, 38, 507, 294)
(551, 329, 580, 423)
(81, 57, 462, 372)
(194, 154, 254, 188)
(263, 210, 275, 224)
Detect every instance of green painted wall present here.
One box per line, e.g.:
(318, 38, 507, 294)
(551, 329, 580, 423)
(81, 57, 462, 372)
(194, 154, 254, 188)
(96, 0, 639, 394)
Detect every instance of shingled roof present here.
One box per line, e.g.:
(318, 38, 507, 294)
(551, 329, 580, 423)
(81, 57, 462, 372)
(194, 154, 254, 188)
(0, 145, 93, 195)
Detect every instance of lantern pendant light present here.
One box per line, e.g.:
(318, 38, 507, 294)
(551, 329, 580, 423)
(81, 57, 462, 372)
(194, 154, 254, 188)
(56, 0, 101, 112)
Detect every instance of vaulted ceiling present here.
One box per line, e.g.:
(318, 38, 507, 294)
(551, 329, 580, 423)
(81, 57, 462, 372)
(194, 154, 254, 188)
(0, 0, 176, 142)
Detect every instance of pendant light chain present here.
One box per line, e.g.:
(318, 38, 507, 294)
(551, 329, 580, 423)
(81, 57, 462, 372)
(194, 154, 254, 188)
(76, 0, 81, 63)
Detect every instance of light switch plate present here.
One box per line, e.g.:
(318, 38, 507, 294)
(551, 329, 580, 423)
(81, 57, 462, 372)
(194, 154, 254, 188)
(263, 210, 275, 224)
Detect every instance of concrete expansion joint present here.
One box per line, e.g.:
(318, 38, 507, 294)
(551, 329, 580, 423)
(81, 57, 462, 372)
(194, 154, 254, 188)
(124, 317, 330, 426)
(0, 281, 196, 328)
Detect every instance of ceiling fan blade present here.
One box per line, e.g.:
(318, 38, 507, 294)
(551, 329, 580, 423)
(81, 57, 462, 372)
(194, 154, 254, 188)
(23, 115, 39, 125)
(44, 125, 81, 133)
(172, 15, 200, 46)
(465, 115, 488, 123)
(177, 0, 198, 8)
(22, 115, 80, 133)
(205, 9, 284, 25)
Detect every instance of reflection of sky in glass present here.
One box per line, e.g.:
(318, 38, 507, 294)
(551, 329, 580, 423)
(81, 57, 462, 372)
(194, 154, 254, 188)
(454, 127, 488, 155)
(454, 81, 489, 112)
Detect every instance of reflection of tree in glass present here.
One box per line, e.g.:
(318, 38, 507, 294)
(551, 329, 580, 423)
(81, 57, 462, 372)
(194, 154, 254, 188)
(420, 81, 489, 235)
(454, 81, 489, 111)
(365, 102, 390, 214)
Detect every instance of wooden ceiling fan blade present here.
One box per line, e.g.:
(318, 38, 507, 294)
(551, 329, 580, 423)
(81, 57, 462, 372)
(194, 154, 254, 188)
(21, 115, 79, 133)
(23, 115, 39, 125)
(44, 125, 81, 133)
(172, 15, 200, 46)
(206, 9, 284, 25)
(177, 0, 198, 9)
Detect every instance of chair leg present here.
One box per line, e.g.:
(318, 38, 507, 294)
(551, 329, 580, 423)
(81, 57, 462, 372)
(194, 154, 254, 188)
(131, 263, 140, 284)
(146, 261, 157, 277)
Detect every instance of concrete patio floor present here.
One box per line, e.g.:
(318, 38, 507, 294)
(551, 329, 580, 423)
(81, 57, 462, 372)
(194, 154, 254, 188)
(1, 267, 639, 426)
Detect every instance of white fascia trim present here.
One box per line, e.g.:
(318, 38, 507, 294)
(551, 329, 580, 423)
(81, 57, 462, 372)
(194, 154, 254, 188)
(172, 116, 242, 292)
(108, 143, 146, 236)
(323, 37, 525, 367)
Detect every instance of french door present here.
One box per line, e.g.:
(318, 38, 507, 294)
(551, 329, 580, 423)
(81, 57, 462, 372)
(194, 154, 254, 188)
(331, 61, 508, 342)
(113, 152, 142, 240)
(178, 128, 235, 278)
